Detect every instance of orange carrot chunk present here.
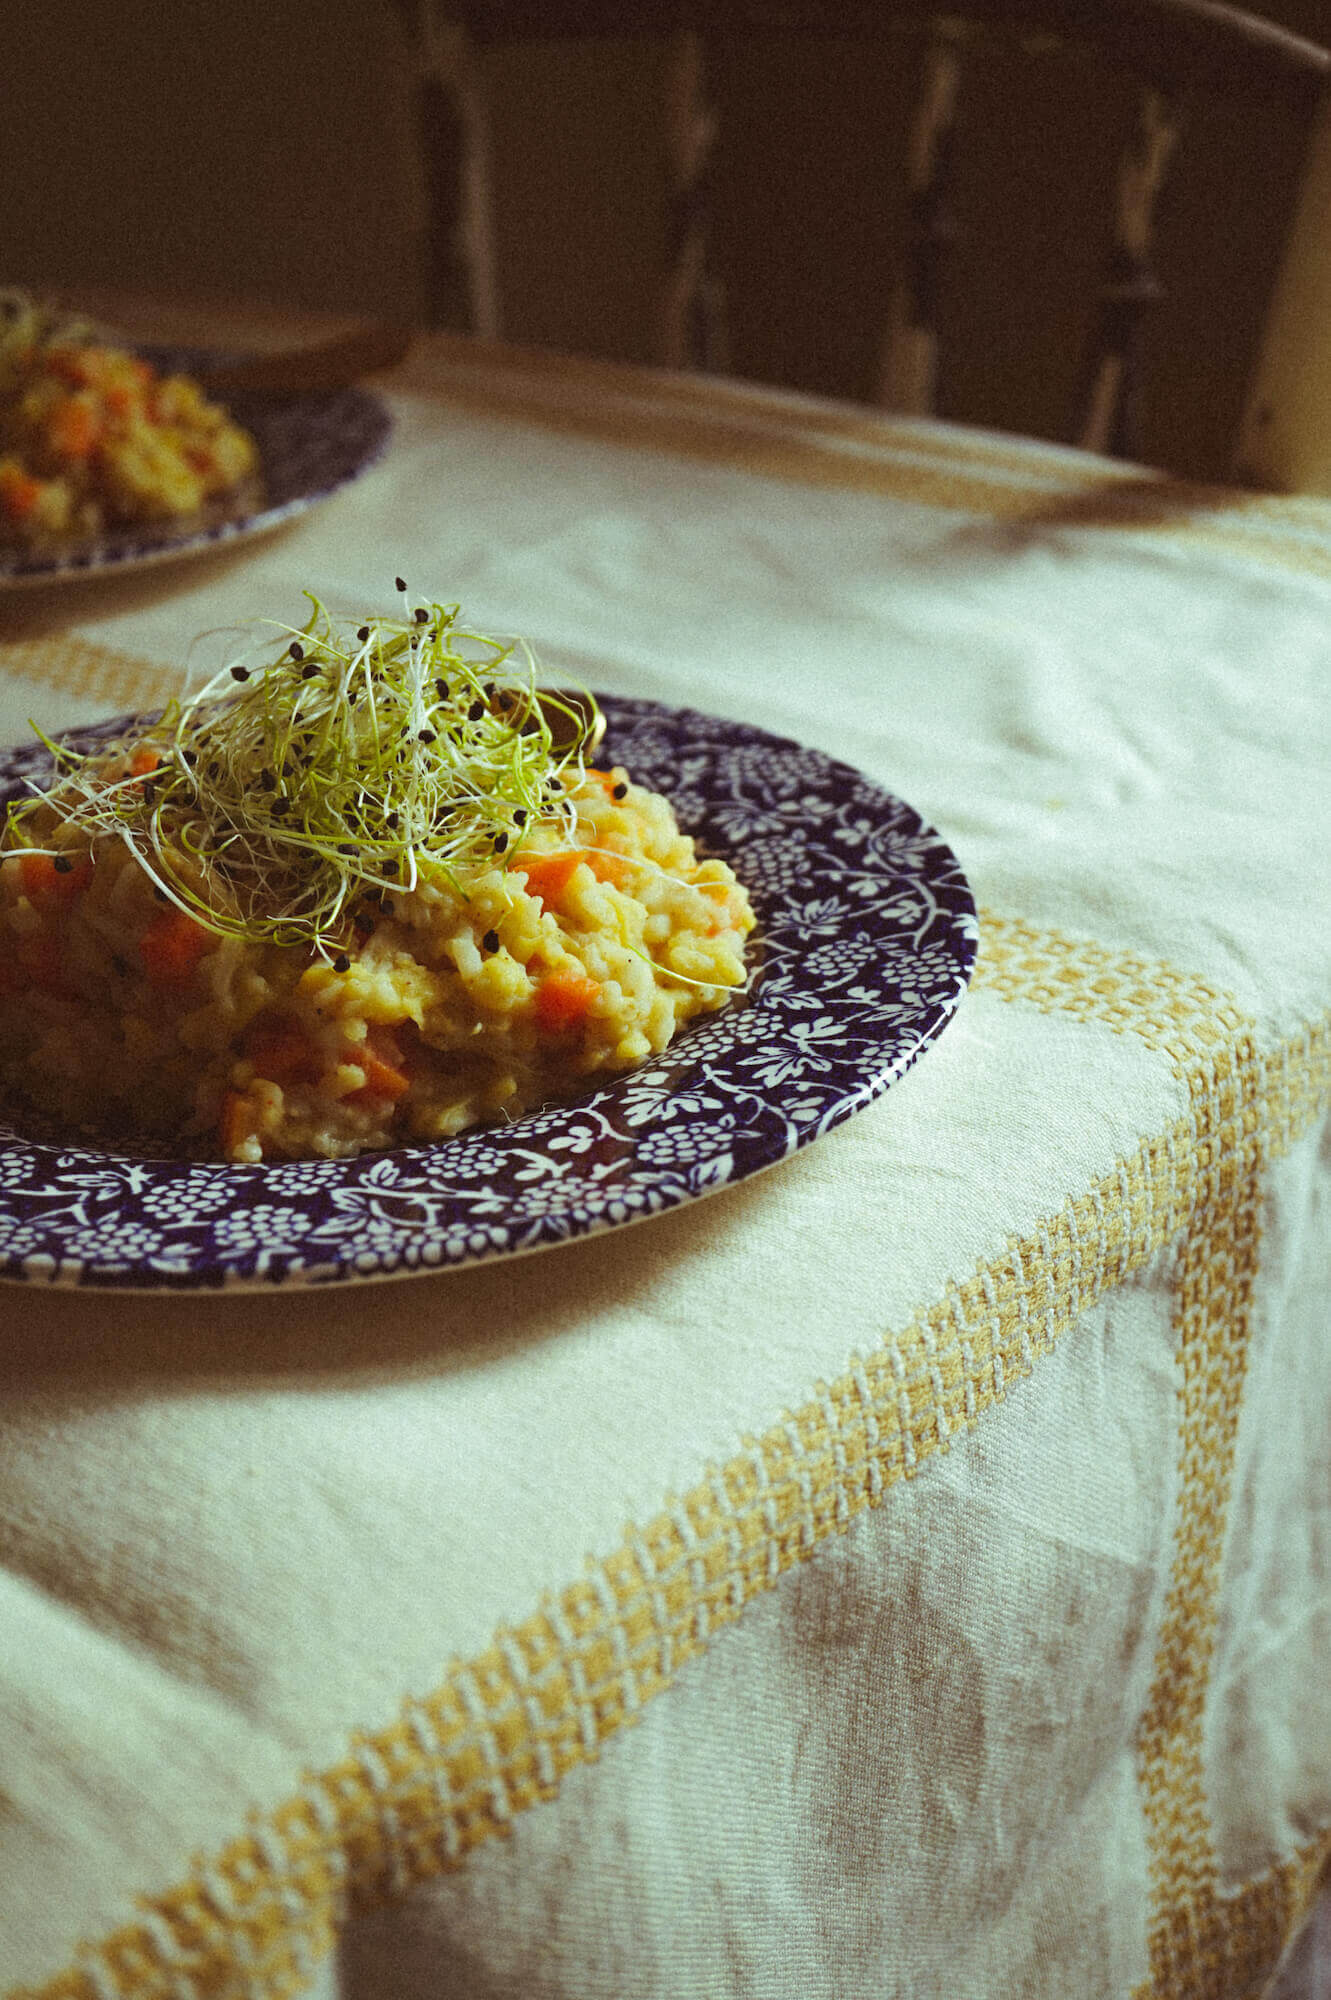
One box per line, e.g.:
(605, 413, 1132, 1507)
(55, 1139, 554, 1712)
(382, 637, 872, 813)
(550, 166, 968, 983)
(139, 905, 213, 987)
(48, 396, 100, 461)
(534, 968, 600, 1038)
(348, 1024, 410, 1103)
(586, 850, 630, 888)
(218, 1089, 257, 1157)
(243, 1014, 321, 1087)
(18, 850, 92, 906)
(43, 345, 94, 388)
(0, 466, 44, 521)
(512, 848, 587, 912)
(104, 382, 137, 419)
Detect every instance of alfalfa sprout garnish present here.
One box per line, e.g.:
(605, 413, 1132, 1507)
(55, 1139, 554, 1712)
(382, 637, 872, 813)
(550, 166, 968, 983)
(4, 592, 604, 955)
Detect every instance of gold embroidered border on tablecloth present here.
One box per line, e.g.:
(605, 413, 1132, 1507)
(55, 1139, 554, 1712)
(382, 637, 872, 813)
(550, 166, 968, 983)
(0, 637, 176, 713)
(13, 907, 1330, 1999)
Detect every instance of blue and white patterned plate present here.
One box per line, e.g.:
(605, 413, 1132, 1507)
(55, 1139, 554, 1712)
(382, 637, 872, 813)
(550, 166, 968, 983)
(0, 700, 977, 1290)
(0, 344, 391, 587)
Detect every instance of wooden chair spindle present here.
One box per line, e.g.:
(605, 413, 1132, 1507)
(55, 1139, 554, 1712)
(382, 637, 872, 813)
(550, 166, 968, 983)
(876, 21, 964, 417)
(399, 1, 500, 338)
(660, 29, 728, 375)
(1078, 81, 1179, 460)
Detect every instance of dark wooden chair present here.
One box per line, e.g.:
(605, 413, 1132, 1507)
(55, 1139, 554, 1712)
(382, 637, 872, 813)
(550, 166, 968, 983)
(390, 0, 1329, 479)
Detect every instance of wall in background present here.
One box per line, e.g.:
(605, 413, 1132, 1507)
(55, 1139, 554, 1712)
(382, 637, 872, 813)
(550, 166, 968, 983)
(2, 0, 426, 321)
(3, 1, 1327, 481)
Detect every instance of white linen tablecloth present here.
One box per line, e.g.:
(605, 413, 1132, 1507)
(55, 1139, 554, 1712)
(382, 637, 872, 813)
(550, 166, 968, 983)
(0, 318, 1328, 2000)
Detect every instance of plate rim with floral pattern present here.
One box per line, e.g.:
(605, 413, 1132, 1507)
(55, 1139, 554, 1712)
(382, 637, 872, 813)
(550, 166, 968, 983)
(0, 343, 392, 589)
(0, 697, 977, 1290)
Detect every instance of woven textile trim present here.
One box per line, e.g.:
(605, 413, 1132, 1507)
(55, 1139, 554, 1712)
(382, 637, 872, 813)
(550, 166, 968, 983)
(4, 880, 1326, 1996)
(3, 622, 1329, 1996)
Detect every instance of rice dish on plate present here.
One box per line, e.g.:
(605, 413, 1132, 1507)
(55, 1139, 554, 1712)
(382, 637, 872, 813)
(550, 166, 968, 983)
(0, 291, 259, 547)
(0, 593, 754, 1161)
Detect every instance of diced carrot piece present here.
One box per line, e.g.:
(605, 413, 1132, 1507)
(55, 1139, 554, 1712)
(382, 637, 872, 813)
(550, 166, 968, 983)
(48, 395, 100, 460)
(586, 850, 630, 888)
(218, 1089, 258, 1157)
(43, 345, 94, 388)
(243, 1014, 322, 1086)
(513, 848, 587, 912)
(348, 1024, 410, 1103)
(19, 850, 92, 906)
(534, 968, 600, 1037)
(0, 465, 43, 521)
(104, 381, 137, 419)
(139, 904, 213, 987)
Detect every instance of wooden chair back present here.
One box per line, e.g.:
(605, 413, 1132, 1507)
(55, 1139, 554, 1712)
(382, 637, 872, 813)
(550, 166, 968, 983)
(392, 0, 1329, 476)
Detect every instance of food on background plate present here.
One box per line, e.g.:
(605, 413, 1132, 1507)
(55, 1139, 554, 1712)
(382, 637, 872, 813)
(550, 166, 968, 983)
(0, 591, 755, 1161)
(0, 290, 259, 545)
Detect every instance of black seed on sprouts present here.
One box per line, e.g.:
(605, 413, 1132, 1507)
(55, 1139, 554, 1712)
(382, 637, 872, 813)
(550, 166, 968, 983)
(53, 853, 73, 873)
(394, 575, 406, 592)
(612, 782, 627, 800)
(482, 928, 499, 952)
(333, 953, 350, 972)
(6, 595, 608, 961)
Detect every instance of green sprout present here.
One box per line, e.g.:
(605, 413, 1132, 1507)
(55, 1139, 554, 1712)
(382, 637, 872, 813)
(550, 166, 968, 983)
(4, 592, 603, 955)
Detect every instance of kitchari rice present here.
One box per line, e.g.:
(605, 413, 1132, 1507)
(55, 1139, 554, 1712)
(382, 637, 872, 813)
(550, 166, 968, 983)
(0, 596, 754, 1161)
(0, 291, 259, 546)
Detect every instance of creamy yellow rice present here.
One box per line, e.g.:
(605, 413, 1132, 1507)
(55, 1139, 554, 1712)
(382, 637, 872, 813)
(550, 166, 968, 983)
(0, 764, 754, 1161)
(0, 332, 259, 546)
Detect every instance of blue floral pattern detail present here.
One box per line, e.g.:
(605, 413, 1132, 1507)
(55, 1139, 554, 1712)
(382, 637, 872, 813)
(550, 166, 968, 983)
(0, 698, 976, 1289)
(0, 343, 390, 587)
